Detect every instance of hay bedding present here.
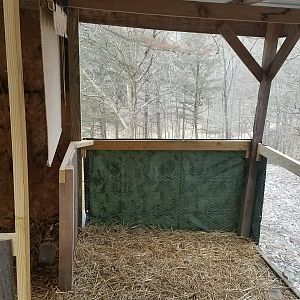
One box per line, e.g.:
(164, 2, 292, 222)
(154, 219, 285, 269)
(32, 225, 297, 300)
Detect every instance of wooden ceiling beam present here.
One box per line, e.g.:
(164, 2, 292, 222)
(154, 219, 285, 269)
(219, 22, 263, 81)
(230, 0, 263, 4)
(67, 0, 300, 24)
(79, 10, 296, 38)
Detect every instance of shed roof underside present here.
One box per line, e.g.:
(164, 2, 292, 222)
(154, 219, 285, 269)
(73, 0, 300, 37)
(197, 0, 300, 9)
(5, 0, 300, 37)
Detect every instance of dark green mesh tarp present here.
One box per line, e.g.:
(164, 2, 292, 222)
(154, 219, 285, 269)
(251, 157, 267, 242)
(85, 150, 248, 231)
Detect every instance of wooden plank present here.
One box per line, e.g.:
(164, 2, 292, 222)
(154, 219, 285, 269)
(268, 26, 300, 80)
(67, 0, 300, 24)
(59, 167, 75, 291)
(67, 7, 82, 228)
(59, 140, 94, 183)
(85, 140, 251, 151)
(76, 148, 83, 229)
(231, 0, 263, 4)
(68, 8, 81, 141)
(256, 246, 300, 299)
(40, 5, 62, 166)
(0, 234, 16, 257)
(3, 1, 31, 299)
(258, 144, 300, 177)
(239, 24, 279, 238)
(79, 10, 295, 38)
(0, 240, 15, 300)
(219, 22, 263, 82)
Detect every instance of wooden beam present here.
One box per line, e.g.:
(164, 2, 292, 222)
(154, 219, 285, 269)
(67, 7, 82, 229)
(66, 0, 300, 24)
(239, 24, 279, 238)
(268, 25, 300, 80)
(0, 240, 15, 300)
(59, 140, 94, 184)
(79, 10, 295, 38)
(219, 23, 263, 82)
(258, 144, 300, 177)
(230, 0, 263, 4)
(0, 234, 16, 257)
(3, 0, 31, 299)
(68, 8, 81, 141)
(85, 140, 251, 151)
(59, 167, 75, 291)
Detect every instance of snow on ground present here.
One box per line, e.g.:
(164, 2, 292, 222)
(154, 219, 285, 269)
(260, 164, 300, 292)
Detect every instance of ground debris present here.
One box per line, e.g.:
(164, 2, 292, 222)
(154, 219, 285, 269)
(32, 224, 297, 300)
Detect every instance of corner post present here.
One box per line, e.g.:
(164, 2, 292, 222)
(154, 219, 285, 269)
(67, 8, 83, 230)
(239, 23, 279, 237)
(3, 0, 31, 299)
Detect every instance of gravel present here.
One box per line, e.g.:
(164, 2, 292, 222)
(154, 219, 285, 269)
(259, 164, 300, 294)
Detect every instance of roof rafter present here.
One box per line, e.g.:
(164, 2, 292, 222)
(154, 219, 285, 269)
(66, 0, 300, 24)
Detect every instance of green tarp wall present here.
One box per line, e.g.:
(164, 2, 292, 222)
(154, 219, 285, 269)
(85, 150, 267, 237)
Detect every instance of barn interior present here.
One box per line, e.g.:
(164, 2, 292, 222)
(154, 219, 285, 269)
(0, 0, 300, 299)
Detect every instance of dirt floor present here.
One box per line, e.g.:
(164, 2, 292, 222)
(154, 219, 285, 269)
(31, 225, 298, 300)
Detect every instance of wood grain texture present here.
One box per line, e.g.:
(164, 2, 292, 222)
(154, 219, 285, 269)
(3, 0, 31, 299)
(219, 22, 263, 82)
(59, 167, 75, 291)
(59, 140, 94, 183)
(0, 240, 15, 300)
(68, 8, 81, 142)
(68, 0, 300, 24)
(85, 140, 251, 151)
(258, 144, 300, 177)
(67, 8, 83, 228)
(0, 234, 16, 256)
(239, 24, 279, 238)
(0, 7, 69, 230)
(79, 9, 295, 38)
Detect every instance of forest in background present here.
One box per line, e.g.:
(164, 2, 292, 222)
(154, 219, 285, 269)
(79, 24, 300, 159)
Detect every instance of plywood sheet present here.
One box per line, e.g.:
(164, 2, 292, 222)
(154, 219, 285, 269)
(40, 7, 62, 166)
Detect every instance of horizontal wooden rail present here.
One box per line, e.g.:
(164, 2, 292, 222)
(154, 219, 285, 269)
(59, 140, 94, 183)
(0, 233, 16, 256)
(257, 144, 300, 177)
(85, 140, 251, 151)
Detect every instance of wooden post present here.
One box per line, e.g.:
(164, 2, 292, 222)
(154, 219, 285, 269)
(3, 0, 31, 299)
(59, 167, 75, 291)
(68, 8, 81, 141)
(68, 8, 83, 229)
(0, 240, 15, 300)
(239, 24, 279, 237)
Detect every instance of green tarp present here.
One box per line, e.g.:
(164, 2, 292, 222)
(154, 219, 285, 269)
(85, 150, 254, 232)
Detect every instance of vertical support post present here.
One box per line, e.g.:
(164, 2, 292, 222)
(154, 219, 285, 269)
(239, 24, 279, 237)
(67, 8, 82, 229)
(68, 8, 81, 141)
(0, 240, 15, 300)
(3, 1, 31, 299)
(59, 168, 75, 291)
